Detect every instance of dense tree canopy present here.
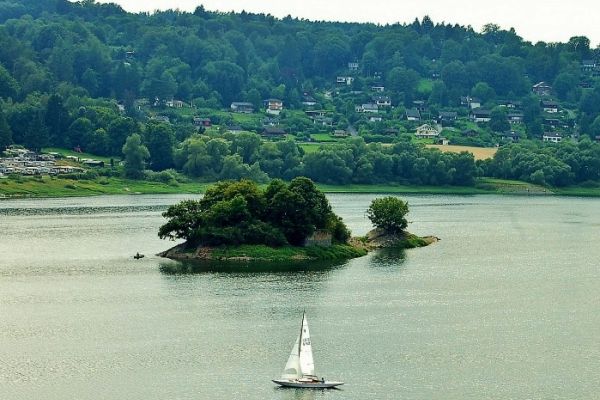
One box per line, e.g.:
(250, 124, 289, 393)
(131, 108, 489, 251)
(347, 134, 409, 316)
(0, 1, 599, 189)
(158, 177, 349, 247)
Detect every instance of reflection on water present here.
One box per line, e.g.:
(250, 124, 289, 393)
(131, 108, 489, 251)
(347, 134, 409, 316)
(370, 247, 407, 268)
(159, 259, 348, 275)
(274, 386, 341, 399)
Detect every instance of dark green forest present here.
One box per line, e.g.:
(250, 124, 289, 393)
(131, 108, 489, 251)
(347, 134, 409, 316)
(1, 0, 600, 187)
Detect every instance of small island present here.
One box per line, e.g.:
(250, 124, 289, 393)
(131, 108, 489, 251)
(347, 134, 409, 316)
(157, 177, 435, 263)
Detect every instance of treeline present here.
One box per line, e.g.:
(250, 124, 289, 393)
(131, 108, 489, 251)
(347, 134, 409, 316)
(480, 138, 600, 186)
(0, 1, 600, 123)
(173, 133, 478, 186)
(1, 1, 600, 188)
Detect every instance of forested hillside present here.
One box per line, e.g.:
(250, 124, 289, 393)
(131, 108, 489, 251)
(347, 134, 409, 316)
(1, 0, 599, 187)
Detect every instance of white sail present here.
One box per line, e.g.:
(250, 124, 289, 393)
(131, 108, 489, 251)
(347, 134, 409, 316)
(298, 313, 315, 377)
(281, 334, 301, 380)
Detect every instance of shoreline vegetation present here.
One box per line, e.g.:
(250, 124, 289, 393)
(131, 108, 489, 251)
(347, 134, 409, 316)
(155, 179, 437, 265)
(2, 175, 600, 198)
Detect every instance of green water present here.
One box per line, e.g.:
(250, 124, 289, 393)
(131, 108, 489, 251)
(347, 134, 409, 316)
(1, 194, 599, 399)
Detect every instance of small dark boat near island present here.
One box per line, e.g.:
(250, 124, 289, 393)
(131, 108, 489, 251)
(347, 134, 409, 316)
(133, 252, 145, 259)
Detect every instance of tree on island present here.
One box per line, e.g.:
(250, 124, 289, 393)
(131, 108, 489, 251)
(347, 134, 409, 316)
(158, 177, 350, 248)
(366, 196, 409, 234)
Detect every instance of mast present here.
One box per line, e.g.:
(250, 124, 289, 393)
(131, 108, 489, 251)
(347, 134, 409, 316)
(298, 310, 305, 356)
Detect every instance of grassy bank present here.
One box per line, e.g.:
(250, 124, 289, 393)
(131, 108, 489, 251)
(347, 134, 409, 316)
(2, 175, 600, 198)
(0, 175, 208, 197)
(159, 243, 367, 263)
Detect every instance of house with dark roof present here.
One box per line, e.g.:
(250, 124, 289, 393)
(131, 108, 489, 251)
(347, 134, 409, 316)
(357, 103, 379, 113)
(498, 131, 520, 142)
(507, 112, 524, 124)
(230, 102, 255, 113)
(193, 117, 211, 127)
(470, 108, 491, 123)
(462, 129, 479, 137)
(262, 126, 287, 137)
(541, 100, 559, 113)
(372, 95, 391, 107)
(405, 108, 421, 121)
(438, 111, 457, 125)
(532, 81, 552, 96)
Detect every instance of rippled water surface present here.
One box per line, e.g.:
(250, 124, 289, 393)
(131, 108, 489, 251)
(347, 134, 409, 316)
(1, 194, 600, 399)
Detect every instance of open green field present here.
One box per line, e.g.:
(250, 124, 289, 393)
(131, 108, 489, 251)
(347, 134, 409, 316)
(0, 176, 208, 198)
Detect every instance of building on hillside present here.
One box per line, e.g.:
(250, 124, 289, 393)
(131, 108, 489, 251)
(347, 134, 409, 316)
(541, 100, 559, 113)
(542, 132, 562, 143)
(371, 85, 385, 92)
(193, 117, 211, 127)
(413, 100, 427, 112)
(336, 76, 354, 85)
(462, 129, 479, 137)
(532, 81, 552, 96)
(348, 61, 359, 71)
(405, 108, 421, 121)
(372, 95, 391, 107)
(302, 95, 317, 107)
(356, 103, 379, 113)
(498, 131, 520, 142)
(414, 124, 439, 139)
(438, 111, 457, 125)
(230, 102, 255, 113)
(264, 98, 283, 115)
(166, 99, 185, 108)
(369, 115, 383, 123)
(333, 129, 349, 137)
(470, 108, 492, 123)
(507, 112, 524, 124)
(262, 126, 287, 137)
(581, 59, 597, 72)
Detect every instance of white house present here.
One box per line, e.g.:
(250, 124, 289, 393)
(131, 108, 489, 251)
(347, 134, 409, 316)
(415, 124, 440, 139)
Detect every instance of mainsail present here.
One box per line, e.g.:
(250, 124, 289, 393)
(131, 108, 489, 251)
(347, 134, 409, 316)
(298, 313, 315, 377)
(280, 312, 316, 380)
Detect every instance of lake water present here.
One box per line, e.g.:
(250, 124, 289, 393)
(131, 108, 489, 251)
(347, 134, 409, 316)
(1, 193, 599, 399)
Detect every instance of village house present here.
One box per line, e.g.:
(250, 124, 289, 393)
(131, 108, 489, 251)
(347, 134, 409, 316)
(498, 131, 520, 142)
(348, 61, 359, 71)
(542, 132, 562, 143)
(581, 60, 596, 72)
(264, 98, 283, 115)
(166, 99, 185, 108)
(230, 102, 255, 113)
(532, 81, 552, 96)
(262, 126, 287, 137)
(405, 108, 421, 121)
(262, 116, 280, 126)
(462, 129, 479, 137)
(371, 85, 385, 92)
(301, 95, 317, 107)
(470, 108, 492, 123)
(305, 110, 328, 119)
(412, 100, 427, 112)
(438, 111, 457, 125)
(193, 117, 212, 127)
(507, 112, 524, 124)
(227, 125, 243, 134)
(333, 129, 349, 137)
(356, 103, 379, 113)
(369, 115, 383, 123)
(414, 124, 439, 139)
(541, 100, 559, 113)
(336, 76, 354, 85)
(372, 95, 391, 107)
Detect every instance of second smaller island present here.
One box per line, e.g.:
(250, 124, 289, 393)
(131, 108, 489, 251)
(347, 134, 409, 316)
(157, 177, 437, 263)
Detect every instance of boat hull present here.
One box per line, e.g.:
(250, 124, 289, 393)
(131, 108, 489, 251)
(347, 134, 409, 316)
(272, 379, 344, 388)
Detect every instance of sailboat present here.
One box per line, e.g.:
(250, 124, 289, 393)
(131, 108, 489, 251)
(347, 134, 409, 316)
(272, 312, 344, 389)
